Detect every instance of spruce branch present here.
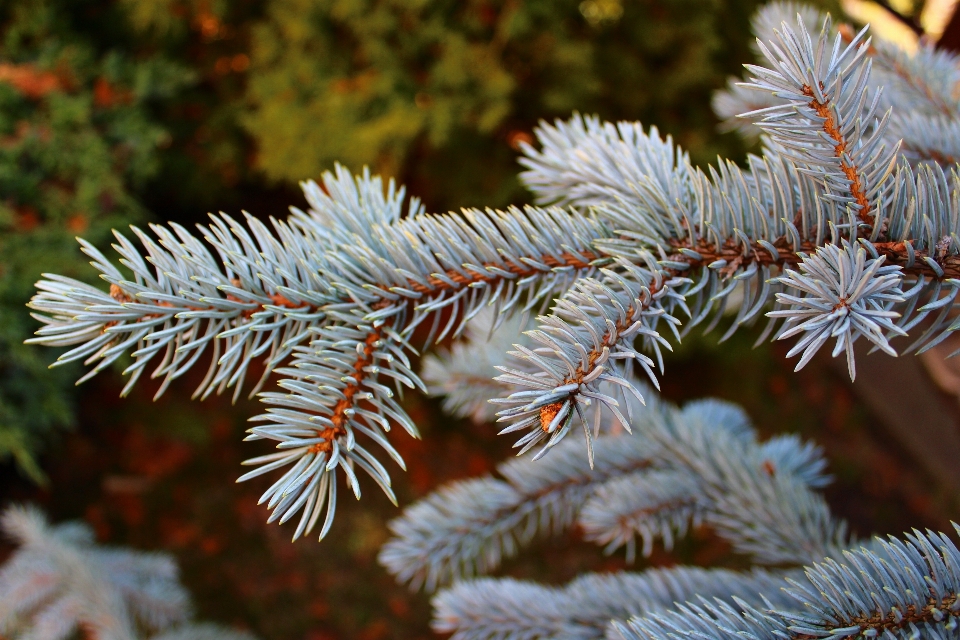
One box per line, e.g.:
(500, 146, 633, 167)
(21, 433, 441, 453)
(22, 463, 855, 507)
(241, 310, 422, 541)
(518, 116, 691, 217)
(27, 164, 422, 401)
(432, 567, 800, 640)
(578, 469, 703, 562)
(493, 258, 688, 464)
(613, 526, 960, 640)
(719, 7, 960, 171)
(25, 3, 960, 543)
(0, 505, 187, 640)
(379, 428, 665, 591)
(384, 385, 843, 595)
(742, 15, 897, 228)
(650, 404, 852, 565)
(28, 205, 337, 402)
(573, 395, 851, 566)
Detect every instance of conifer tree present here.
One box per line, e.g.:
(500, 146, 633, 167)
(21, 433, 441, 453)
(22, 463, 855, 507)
(21, 2, 960, 638)
(0, 0, 785, 480)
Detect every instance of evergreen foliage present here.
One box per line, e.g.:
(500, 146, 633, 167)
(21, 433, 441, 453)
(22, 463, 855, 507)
(398, 312, 956, 639)
(0, 504, 255, 640)
(612, 528, 960, 640)
(380, 373, 837, 589)
(28, 2, 960, 531)
(17, 1, 960, 638)
(0, 0, 788, 480)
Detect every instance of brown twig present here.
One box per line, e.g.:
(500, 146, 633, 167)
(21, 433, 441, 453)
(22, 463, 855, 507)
(801, 84, 874, 226)
(104, 250, 599, 325)
(666, 236, 960, 280)
(536, 295, 643, 431)
(309, 325, 385, 453)
(103, 228, 960, 347)
(792, 592, 958, 640)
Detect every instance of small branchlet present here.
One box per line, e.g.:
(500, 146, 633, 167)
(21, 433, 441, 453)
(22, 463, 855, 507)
(770, 240, 907, 379)
(493, 259, 687, 464)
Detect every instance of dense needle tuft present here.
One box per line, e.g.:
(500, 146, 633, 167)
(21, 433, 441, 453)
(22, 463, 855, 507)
(769, 240, 906, 379)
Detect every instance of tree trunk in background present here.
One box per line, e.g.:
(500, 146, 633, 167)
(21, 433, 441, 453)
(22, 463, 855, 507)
(837, 343, 960, 493)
